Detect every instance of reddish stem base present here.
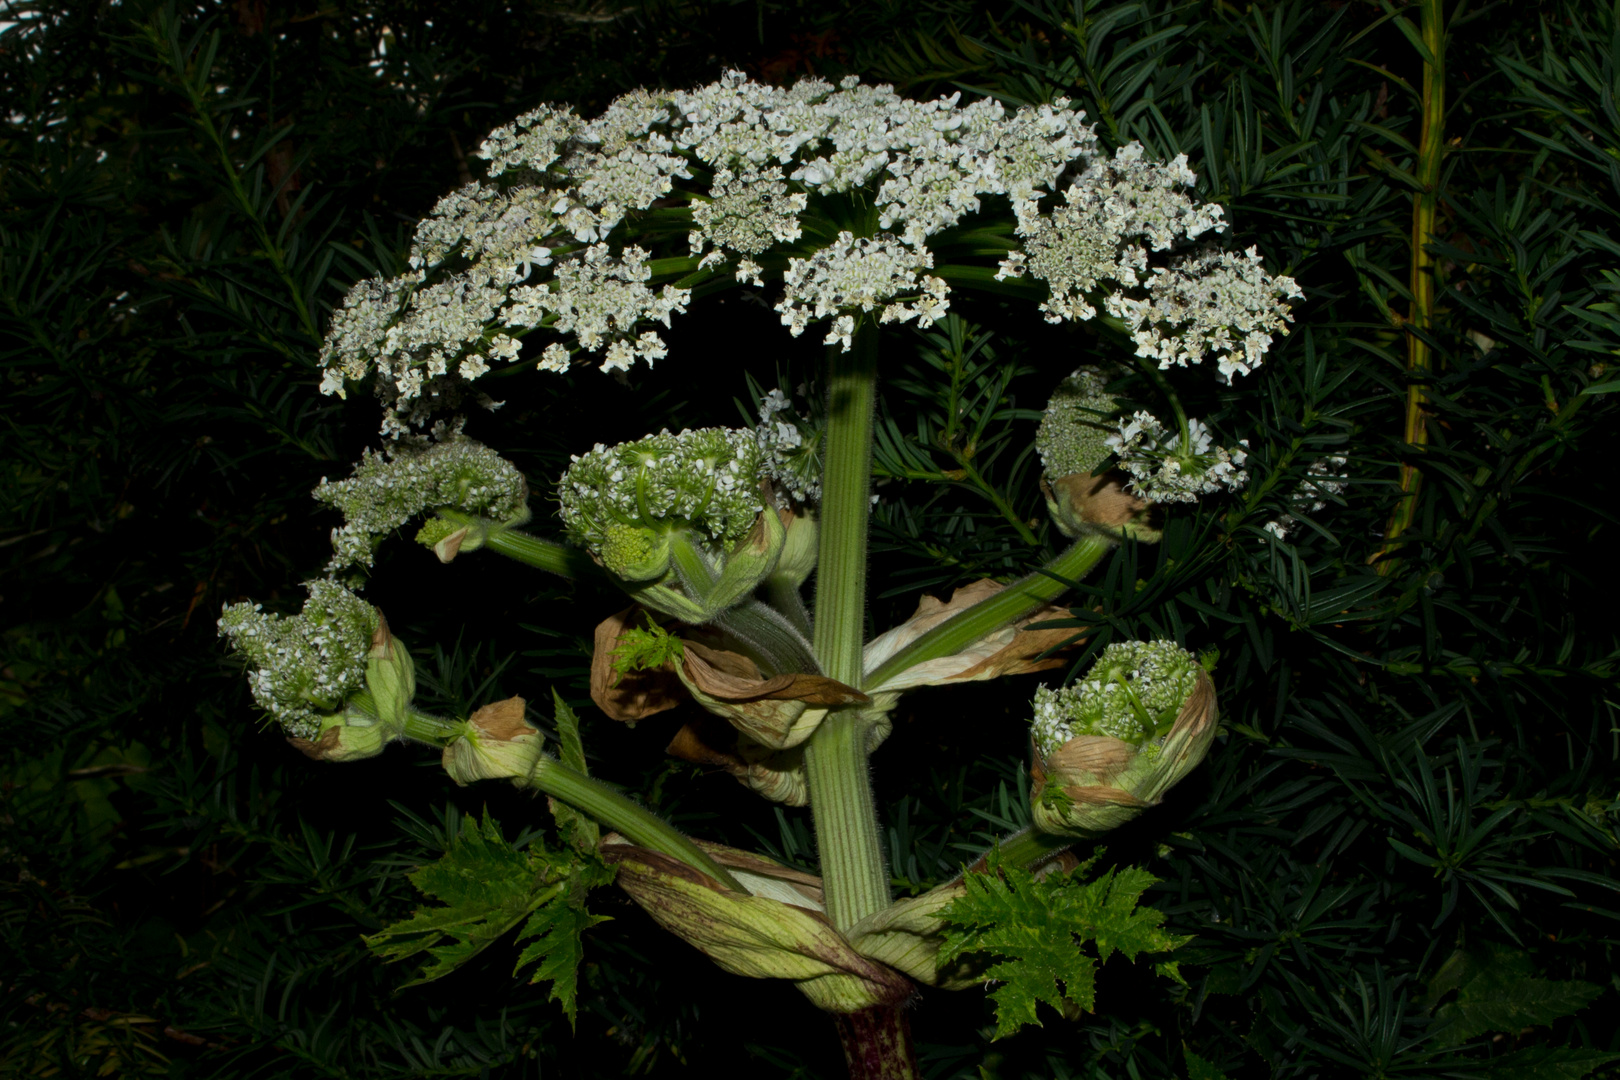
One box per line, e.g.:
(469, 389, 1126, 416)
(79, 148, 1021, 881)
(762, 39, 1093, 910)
(834, 1005, 919, 1080)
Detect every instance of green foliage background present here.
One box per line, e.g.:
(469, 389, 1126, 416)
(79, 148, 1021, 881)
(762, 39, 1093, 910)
(3, 0, 1619, 1076)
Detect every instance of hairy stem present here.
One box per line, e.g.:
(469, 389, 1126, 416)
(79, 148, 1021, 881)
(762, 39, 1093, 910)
(530, 757, 743, 890)
(963, 826, 1076, 875)
(835, 1008, 920, 1080)
(763, 574, 815, 640)
(1376, 0, 1446, 573)
(865, 533, 1113, 691)
(712, 599, 819, 676)
(805, 328, 890, 932)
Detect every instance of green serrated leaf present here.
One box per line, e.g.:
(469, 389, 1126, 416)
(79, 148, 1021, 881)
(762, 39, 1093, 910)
(1426, 945, 1603, 1047)
(1184, 1046, 1231, 1080)
(1476, 1046, 1620, 1080)
(548, 689, 600, 852)
(365, 811, 548, 981)
(514, 895, 611, 1027)
(364, 809, 609, 1010)
(937, 858, 1186, 1039)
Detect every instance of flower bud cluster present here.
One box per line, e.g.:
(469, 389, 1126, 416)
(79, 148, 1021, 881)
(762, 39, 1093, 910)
(314, 436, 530, 571)
(1030, 641, 1202, 758)
(1035, 367, 1124, 481)
(755, 389, 823, 506)
(217, 580, 379, 740)
(559, 427, 764, 570)
(1106, 413, 1248, 504)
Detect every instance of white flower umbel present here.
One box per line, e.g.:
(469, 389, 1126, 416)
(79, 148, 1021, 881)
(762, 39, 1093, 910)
(1107, 247, 1304, 381)
(559, 427, 765, 570)
(314, 436, 530, 571)
(1106, 412, 1249, 503)
(317, 69, 1298, 430)
(1030, 640, 1203, 759)
(999, 143, 1227, 324)
(689, 166, 807, 257)
(778, 232, 950, 347)
(755, 389, 823, 505)
(504, 243, 688, 370)
(1264, 455, 1350, 539)
(478, 103, 583, 177)
(218, 580, 379, 740)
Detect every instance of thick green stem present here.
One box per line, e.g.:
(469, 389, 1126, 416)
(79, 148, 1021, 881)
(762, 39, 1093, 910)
(865, 533, 1113, 691)
(530, 758, 743, 890)
(835, 1008, 920, 1080)
(805, 328, 890, 933)
(401, 707, 461, 745)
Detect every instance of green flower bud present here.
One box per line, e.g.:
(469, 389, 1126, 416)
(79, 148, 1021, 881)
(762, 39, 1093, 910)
(770, 508, 818, 588)
(292, 698, 400, 762)
(1029, 641, 1218, 837)
(562, 428, 788, 621)
(559, 427, 765, 573)
(442, 696, 547, 786)
(316, 435, 530, 571)
(600, 522, 673, 581)
(1037, 367, 1122, 482)
(218, 580, 380, 742)
(364, 617, 416, 730)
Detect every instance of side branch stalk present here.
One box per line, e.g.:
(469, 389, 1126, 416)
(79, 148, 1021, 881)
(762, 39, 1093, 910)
(865, 533, 1112, 690)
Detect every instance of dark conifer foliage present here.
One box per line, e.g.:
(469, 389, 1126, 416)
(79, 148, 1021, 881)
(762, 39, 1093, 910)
(3, 1, 1618, 1077)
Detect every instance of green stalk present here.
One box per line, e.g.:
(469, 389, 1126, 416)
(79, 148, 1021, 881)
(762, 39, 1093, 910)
(805, 327, 890, 933)
(1376, 0, 1446, 573)
(436, 509, 595, 578)
(530, 757, 743, 890)
(865, 533, 1112, 691)
(971, 827, 1075, 873)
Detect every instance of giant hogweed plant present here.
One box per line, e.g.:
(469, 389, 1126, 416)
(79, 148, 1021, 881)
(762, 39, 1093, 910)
(218, 72, 1299, 1077)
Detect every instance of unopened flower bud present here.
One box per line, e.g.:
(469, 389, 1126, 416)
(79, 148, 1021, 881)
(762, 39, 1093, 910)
(291, 698, 401, 761)
(442, 696, 546, 785)
(365, 616, 417, 729)
(1028, 641, 1217, 837)
(770, 508, 818, 587)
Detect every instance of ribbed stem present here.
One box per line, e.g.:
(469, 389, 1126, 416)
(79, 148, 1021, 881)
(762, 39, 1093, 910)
(805, 328, 890, 933)
(530, 757, 742, 891)
(865, 533, 1112, 691)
